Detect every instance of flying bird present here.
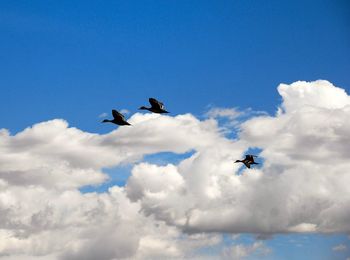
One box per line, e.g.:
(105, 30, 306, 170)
(102, 110, 131, 126)
(139, 98, 169, 114)
(234, 155, 259, 169)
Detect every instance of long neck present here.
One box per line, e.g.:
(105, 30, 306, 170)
(102, 119, 112, 123)
(139, 106, 149, 110)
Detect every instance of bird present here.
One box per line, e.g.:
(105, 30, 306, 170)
(234, 155, 259, 169)
(139, 98, 169, 114)
(102, 110, 131, 126)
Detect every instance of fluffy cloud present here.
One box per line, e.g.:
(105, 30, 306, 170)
(0, 112, 229, 259)
(0, 80, 349, 259)
(126, 80, 350, 234)
(0, 113, 233, 189)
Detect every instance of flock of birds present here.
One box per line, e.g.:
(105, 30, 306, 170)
(102, 97, 259, 169)
(102, 98, 168, 126)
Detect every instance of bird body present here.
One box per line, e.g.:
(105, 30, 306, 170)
(234, 155, 259, 168)
(102, 110, 131, 126)
(139, 98, 169, 114)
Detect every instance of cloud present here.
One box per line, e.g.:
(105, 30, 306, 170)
(205, 107, 267, 132)
(125, 80, 350, 234)
(206, 107, 242, 120)
(98, 112, 108, 118)
(277, 80, 350, 113)
(332, 244, 347, 252)
(0, 80, 350, 258)
(119, 109, 130, 115)
(221, 241, 271, 259)
(0, 112, 229, 259)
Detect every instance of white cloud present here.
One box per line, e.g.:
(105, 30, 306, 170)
(120, 109, 130, 115)
(0, 80, 350, 259)
(125, 80, 350, 234)
(206, 107, 242, 120)
(221, 241, 271, 259)
(278, 80, 350, 113)
(332, 244, 347, 252)
(0, 112, 230, 259)
(98, 112, 108, 118)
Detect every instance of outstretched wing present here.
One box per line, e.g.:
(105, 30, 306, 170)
(245, 154, 257, 162)
(112, 110, 125, 120)
(149, 98, 164, 109)
(244, 162, 251, 168)
(245, 155, 253, 161)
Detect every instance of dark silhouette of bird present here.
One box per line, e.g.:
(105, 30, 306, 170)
(102, 110, 131, 126)
(139, 98, 169, 114)
(234, 155, 259, 169)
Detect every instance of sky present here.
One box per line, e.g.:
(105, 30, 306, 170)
(0, 1, 350, 259)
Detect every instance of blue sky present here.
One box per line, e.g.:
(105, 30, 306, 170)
(1, 0, 349, 133)
(1, 1, 350, 259)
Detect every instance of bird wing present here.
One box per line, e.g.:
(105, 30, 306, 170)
(245, 155, 257, 162)
(149, 98, 164, 109)
(112, 110, 125, 120)
(244, 162, 251, 168)
(245, 155, 252, 161)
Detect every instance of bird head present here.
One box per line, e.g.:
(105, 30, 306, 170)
(139, 106, 148, 110)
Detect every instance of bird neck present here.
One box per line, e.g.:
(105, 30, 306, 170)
(139, 106, 149, 110)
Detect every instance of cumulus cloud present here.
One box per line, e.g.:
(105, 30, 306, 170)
(125, 80, 350, 234)
(0, 80, 350, 259)
(0, 112, 229, 259)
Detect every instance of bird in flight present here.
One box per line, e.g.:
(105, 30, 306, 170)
(139, 98, 169, 114)
(234, 155, 259, 168)
(102, 110, 131, 126)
